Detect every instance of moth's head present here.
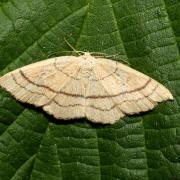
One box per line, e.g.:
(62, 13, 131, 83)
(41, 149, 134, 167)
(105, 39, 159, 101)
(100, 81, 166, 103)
(83, 52, 91, 56)
(82, 52, 93, 60)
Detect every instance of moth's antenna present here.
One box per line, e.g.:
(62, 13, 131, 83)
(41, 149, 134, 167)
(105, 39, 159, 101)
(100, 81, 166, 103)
(92, 52, 131, 66)
(64, 38, 81, 55)
(47, 50, 74, 58)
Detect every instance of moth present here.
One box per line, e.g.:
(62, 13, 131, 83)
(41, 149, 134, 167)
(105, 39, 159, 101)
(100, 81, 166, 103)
(0, 53, 173, 124)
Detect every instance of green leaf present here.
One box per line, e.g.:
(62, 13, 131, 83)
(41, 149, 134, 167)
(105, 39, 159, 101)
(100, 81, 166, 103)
(0, 0, 180, 179)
